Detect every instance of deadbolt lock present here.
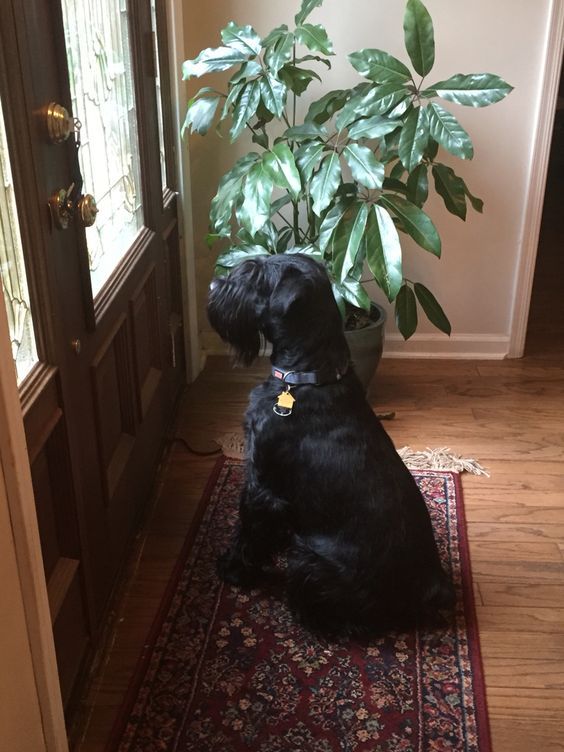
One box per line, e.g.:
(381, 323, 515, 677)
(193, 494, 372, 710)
(49, 183, 98, 230)
(45, 102, 81, 144)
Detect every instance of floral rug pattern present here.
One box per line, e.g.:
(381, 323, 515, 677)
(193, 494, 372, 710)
(111, 460, 489, 752)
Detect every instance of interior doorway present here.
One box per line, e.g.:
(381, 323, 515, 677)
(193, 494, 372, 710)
(524, 64, 564, 358)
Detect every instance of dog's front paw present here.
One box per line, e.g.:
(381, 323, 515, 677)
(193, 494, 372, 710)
(217, 549, 263, 587)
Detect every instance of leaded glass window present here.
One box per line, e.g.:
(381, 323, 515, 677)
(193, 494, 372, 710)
(0, 96, 38, 384)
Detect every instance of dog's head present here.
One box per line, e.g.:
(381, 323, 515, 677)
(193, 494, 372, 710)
(207, 254, 347, 366)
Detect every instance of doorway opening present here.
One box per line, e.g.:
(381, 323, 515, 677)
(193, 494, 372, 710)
(524, 64, 564, 358)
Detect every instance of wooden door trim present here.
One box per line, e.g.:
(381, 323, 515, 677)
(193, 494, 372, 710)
(0, 277, 67, 750)
(508, 0, 564, 357)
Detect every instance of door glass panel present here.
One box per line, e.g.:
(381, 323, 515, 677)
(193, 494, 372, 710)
(62, 0, 144, 297)
(0, 96, 39, 384)
(150, 0, 167, 191)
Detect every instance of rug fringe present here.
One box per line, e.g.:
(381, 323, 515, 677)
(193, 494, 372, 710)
(216, 432, 246, 460)
(218, 433, 489, 476)
(397, 446, 489, 476)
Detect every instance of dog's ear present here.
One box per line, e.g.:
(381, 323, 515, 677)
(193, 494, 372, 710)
(271, 267, 315, 317)
(207, 259, 268, 365)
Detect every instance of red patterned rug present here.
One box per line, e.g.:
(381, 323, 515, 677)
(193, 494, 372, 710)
(109, 458, 489, 752)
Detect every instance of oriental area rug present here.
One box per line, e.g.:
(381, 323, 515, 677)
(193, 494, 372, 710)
(108, 458, 490, 752)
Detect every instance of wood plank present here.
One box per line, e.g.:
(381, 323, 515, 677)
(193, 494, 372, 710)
(479, 582, 564, 608)
(47, 557, 80, 623)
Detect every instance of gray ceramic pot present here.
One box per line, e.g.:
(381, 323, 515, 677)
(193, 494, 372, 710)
(344, 303, 387, 389)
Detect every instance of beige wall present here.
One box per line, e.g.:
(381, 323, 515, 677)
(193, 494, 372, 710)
(183, 0, 555, 358)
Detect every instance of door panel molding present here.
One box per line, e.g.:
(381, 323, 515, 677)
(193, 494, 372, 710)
(90, 315, 137, 504)
(93, 226, 157, 325)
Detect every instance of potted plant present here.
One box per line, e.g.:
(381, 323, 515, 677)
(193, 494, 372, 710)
(182, 0, 512, 382)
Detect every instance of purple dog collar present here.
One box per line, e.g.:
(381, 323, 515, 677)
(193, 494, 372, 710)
(271, 365, 348, 386)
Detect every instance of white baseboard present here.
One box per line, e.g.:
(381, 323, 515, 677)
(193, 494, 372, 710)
(383, 333, 510, 360)
(203, 332, 510, 361)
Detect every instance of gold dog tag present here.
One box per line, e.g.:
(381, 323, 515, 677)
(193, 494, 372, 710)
(277, 390, 295, 409)
(273, 388, 295, 416)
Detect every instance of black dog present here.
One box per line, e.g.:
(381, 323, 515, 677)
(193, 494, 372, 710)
(208, 253, 454, 637)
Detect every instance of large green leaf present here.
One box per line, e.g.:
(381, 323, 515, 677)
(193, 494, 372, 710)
(382, 178, 409, 198)
(285, 244, 324, 261)
(347, 115, 401, 140)
(295, 24, 334, 56)
(427, 102, 474, 160)
(210, 153, 260, 234)
(221, 22, 262, 56)
(318, 200, 351, 252)
(379, 193, 441, 256)
(283, 122, 328, 141)
(295, 141, 326, 181)
(264, 31, 294, 75)
(228, 60, 262, 85)
(263, 142, 302, 199)
(330, 206, 354, 280)
(261, 25, 290, 48)
(395, 284, 418, 339)
(182, 95, 220, 136)
(278, 65, 321, 95)
(305, 89, 348, 124)
(424, 73, 514, 107)
(365, 205, 403, 302)
(348, 49, 412, 85)
(414, 283, 451, 334)
(239, 162, 274, 235)
(340, 203, 369, 282)
(460, 178, 484, 213)
(230, 81, 261, 140)
(432, 163, 467, 220)
(335, 278, 371, 311)
(403, 0, 435, 77)
(398, 106, 429, 172)
(295, 0, 324, 26)
(221, 82, 244, 120)
(335, 84, 409, 130)
(259, 74, 287, 117)
(406, 162, 429, 207)
(216, 245, 270, 270)
(343, 144, 384, 190)
(182, 46, 248, 79)
(310, 152, 342, 216)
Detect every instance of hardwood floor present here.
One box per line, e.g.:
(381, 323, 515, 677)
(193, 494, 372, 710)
(73, 123, 564, 751)
(71, 347, 564, 751)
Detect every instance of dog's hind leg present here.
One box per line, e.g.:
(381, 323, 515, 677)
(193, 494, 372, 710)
(218, 484, 290, 587)
(285, 535, 366, 636)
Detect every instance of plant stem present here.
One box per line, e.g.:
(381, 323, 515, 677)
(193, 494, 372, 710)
(276, 210, 295, 232)
(292, 43, 297, 127)
(293, 199, 301, 244)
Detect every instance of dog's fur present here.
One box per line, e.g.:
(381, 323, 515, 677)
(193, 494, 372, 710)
(208, 254, 454, 637)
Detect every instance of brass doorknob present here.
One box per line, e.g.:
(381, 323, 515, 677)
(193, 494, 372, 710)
(76, 194, 98, 227)
(48, 184, 98, 230)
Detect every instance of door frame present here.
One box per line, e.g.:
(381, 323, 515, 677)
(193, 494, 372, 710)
(0, 297, 68, 750)
(508, 0, 564, 358)
(166, 0, 201, 380)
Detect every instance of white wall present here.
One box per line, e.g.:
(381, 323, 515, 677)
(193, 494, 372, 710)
(183, 0, 554, 359)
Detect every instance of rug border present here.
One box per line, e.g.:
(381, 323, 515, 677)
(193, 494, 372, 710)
(106, 461, 491, 752)
(105, 455, 227, 752)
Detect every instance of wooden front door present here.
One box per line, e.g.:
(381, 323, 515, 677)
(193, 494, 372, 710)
(0, 0, 185, 712)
